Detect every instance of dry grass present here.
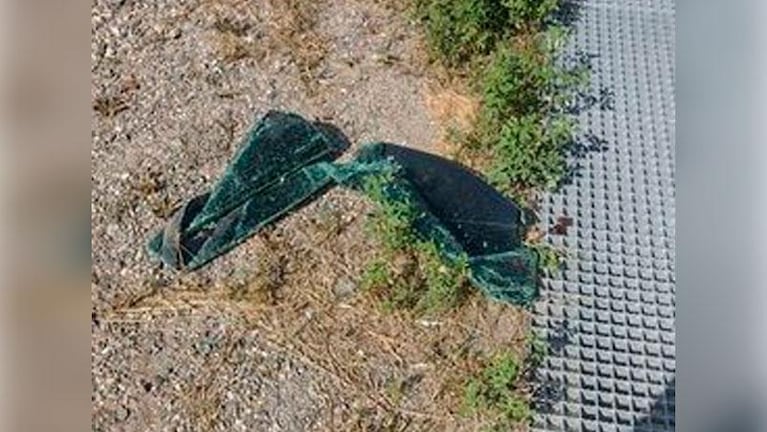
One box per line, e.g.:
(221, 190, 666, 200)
(192, 0, 329, 95)
(213, 31, 255, 63)
(105, 192, 534, 431)
(263, 0, 329, 95)
(198, 0, 264, 63)
(92, 74, 140, 117)
(108, 288, 532, 430)
(178, 338, 236, 432)
(424, 86, 479, 131)
(423, 83, 480, 157)
(92, 95, 129, 117)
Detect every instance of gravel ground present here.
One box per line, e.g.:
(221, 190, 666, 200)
(91, 0, 458, 430)
(91, 0, 438, 310)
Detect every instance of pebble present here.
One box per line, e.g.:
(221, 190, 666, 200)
(114, 405, 131, 422)
(333, 276, 357, 299)
(106, 223, 120, 237)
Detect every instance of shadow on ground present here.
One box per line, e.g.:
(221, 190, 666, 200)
(553, 0, 585, 28)
(531, 319, 573, 415)
(633, 379, 675, 432)
(532, 322, 677, 432)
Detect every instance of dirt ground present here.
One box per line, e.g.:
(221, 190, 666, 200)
(91, 0, 530, 430)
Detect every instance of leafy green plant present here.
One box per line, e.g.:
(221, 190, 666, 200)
(474, 27, 589, 193)
(361, 173, 470, 314)
(360, 258, 391, 292)
(502, 0, 559, 31)
(480, 44, 546, 120)
(486, 113, 575, 192)
(362, 171, 418, 252)
(526, 331, 548, 368)
(480, 26, 585, 113)
(413, 240, 470, 312)
(481, 31, 559, 118)
(526, 240, 565, 273)
(462, 351, 532, 428)
(415, 0, 509, 66)
(414, 0, 564, 66)
(407, 1, 588, 428)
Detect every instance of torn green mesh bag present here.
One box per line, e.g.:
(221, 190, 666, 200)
(147, 110, 539, 306)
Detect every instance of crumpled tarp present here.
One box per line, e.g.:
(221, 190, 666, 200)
(148, 111, 539, 306)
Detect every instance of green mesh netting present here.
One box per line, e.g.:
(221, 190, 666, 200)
(147, 111, 539, 306)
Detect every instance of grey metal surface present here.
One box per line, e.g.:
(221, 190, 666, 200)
(533, 1, 675, 431)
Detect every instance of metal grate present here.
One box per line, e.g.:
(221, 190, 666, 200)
(533, 0, 675, 431)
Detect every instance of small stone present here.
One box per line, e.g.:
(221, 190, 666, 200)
(141, 379, 153, 393)
(115, 405, 130, 422)
(333, 277, 357, 299)
(106, 223, 120, 237)
(196, 339, 213, 355)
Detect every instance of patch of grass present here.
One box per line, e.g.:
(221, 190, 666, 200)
(526, 240, 565, 273)
(414, 0, 509, 66)
(474, 27, 589, 194)
(362, 171, 418, 252)
(415, 1, 591, 198)
(502, 0, 560, 31)
(414, 0, 560, 67)
(360, 257, 392, 294)
(361, 172, 471, 314)
(462, 351, 532, 429)
(526, 331, 548, 368)
(415, 240, 470, 312)
(480, 28, 585, 120)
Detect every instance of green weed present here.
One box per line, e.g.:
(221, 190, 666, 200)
(414, 0, 562, 66)
(408, 1, 580, 428)
(475, 27, 589, 193)
(361, 173, 470, 314)
(414, 240, 470, 312)
(502, 0, 560, 31)
(414, 0, 509, 66)
(462, 351, 532, 428)
(526, 240, 565, 273)
(360, 258, 391, 292)
(480, 28, 583, 120)
(526, 331, 548, 368)
(362, 171, 417, 252)
(486, 113, 574, 192)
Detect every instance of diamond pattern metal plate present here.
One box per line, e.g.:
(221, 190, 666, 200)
(532, 1, 675, 431)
